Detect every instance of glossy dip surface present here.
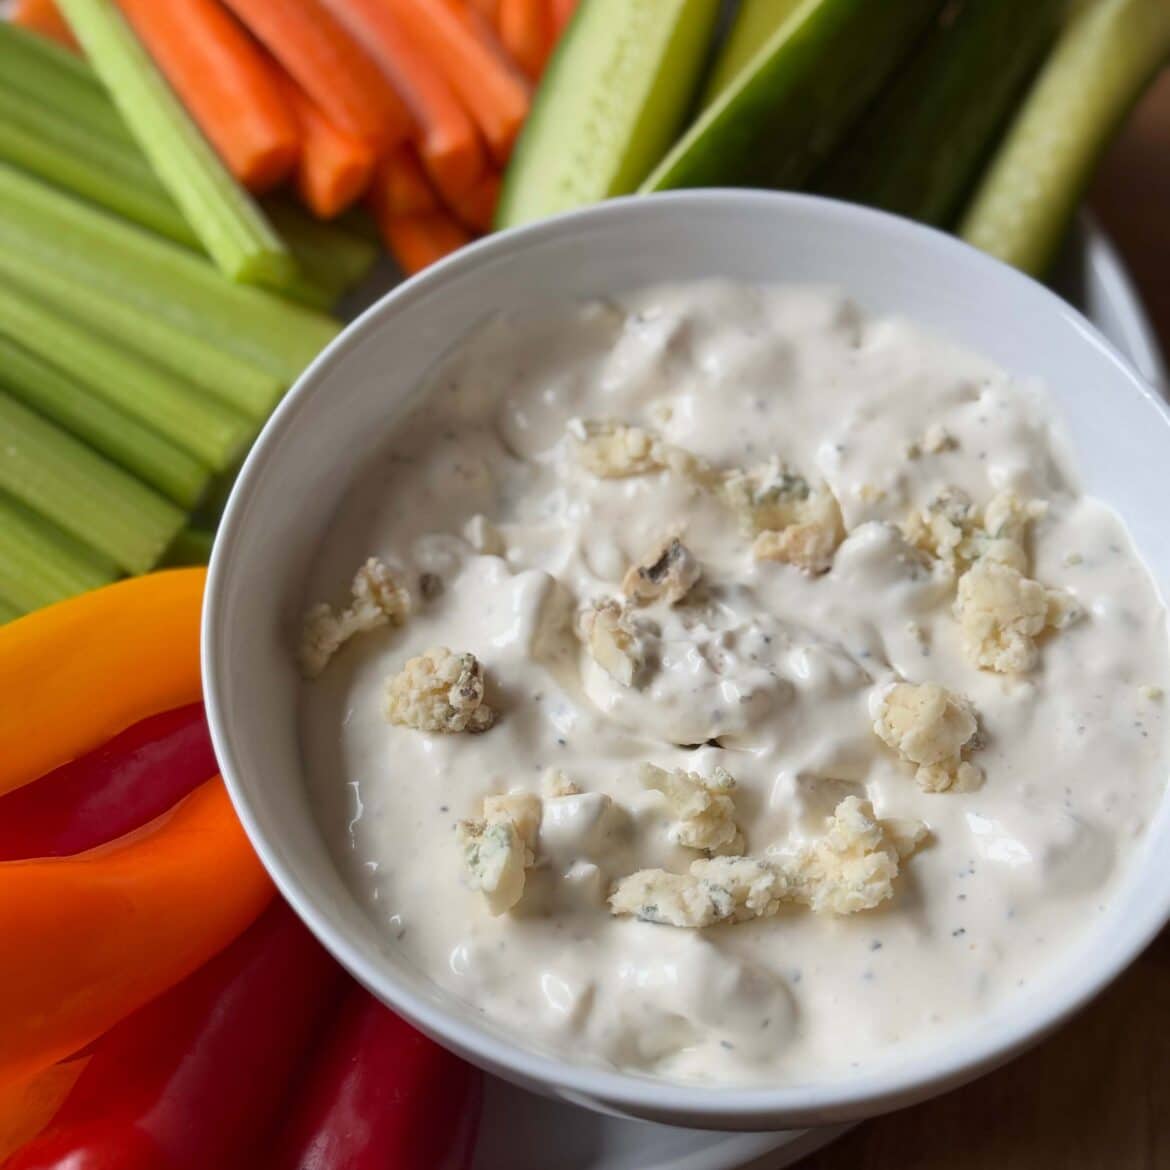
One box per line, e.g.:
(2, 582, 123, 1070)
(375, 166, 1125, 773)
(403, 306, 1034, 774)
(300, 281, 1169, 1085)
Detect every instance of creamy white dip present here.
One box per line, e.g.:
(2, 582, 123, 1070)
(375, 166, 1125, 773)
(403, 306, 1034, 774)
(300, 282, 1169, 1085)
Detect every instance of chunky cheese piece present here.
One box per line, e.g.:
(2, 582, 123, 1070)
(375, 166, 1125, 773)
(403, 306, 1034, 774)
(903, 488, 1040, 576)
(577, 599, 645, 687)
(457, 795, 540, 915)
(640, 763, 742, 854)
(954, 561, 1081, 674)
(786, 796, 922, 915)
(622, 537, 702, 606)
(689, 855, 791, 921)
(723, 461, 844, 573)
(384, 647, 496, 733)
(607, 867, 733, 928)
(871, 681, 983, 792)
(609, 797, 925, 927)
(299, 558, 410, 678)
(483, 792, 542, 851)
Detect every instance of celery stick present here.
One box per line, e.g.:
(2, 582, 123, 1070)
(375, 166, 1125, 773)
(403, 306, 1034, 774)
(0, 393, 184, 574)
(0, 337, 210, 509)
(959, 0, 1170, 276)
(57, 0, 296, 287)
(0, 491, 118, 614)
(0, 79, 330, 309)
(0, 81, 197, 246)
(0, 23, 124, 143)
(265, 202, 381, 299)
(0, 31, 347, 307)
(0, 597, 21, 625)
(0, 164, 339, 383)
(162, 526, 215, 567)
(0, 281, 252, 472)
(0, 253, 282, 418)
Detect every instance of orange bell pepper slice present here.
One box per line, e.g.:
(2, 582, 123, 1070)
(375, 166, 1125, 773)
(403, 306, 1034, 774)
(0, 569, 205, 796)
(0, 777, 274, 1089)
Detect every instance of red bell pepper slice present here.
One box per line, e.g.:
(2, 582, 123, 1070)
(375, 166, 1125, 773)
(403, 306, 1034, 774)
(7, 901, 342, 1170)
(0, 703, 216, 861)
(271, 986, 484, 1170)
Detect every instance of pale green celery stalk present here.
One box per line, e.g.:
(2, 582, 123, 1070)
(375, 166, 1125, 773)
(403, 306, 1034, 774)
(0, 393, 184, 575)
(959, 0, 1170, 276)
(0, 280, 252, 472)
(0, 253, 282, 418)
(0, 337, 210, 509)
(0, 597, 21, 625)
(162, 527, 215, 567)
(57, 0, 296, 286)
(0, 82, 196, 246)
(265, 202, 381, 300)
(0, 491, 119, 614)
(0, 164, 340, 383)
(0, 31, 345, 307)
(0, 22, 124, 141)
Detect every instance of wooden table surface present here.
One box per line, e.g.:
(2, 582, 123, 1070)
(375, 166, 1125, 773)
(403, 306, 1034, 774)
(796, 71, 1170, 1170)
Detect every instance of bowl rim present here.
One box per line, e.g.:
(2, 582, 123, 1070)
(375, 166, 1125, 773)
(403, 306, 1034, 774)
(204, 188, 1170, 1126)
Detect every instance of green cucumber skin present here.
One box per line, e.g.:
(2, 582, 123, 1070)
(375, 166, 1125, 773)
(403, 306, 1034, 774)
(815, 0, 1064, 228)
(702, 0, 805, 108)
(959, 0, 1170, 277)
(496, 0, 721, 229)
(642, 0, 941, 194)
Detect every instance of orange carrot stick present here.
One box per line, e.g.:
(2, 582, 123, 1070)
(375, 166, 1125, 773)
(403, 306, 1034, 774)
(385, 0, 529, 164)
(278, 75, 376, 219)
(369, 145, 438, 217)
(376, 208, 471, 275)
(114, 0, 300, 193)
(221, 0, 413, 152)
(323, 0, 486, 202)
(549, 0, 577, 37)
(497, 0, 548, 79)
(10, 0, 80, 52)
(451, 170, 500, 233)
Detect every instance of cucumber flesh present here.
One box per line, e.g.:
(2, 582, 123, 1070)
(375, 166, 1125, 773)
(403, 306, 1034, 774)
(959, 0, 1170, 276)
(495, 0, 720, 229)
(815, 0, 1064, 228)
(641, 0, 940, 194)
(701, 0, 804, 108)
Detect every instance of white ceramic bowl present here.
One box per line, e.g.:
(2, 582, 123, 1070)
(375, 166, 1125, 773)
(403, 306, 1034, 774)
(203, 191, 1170, 1131)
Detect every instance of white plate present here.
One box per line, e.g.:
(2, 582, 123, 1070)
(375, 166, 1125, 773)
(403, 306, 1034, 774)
(340, 217, 1162, 1170)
